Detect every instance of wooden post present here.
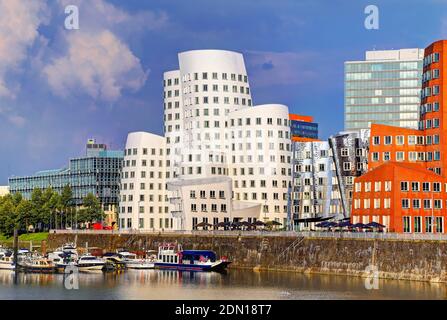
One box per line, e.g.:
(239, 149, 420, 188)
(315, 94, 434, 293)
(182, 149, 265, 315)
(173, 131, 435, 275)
(13, 229, 18, 284)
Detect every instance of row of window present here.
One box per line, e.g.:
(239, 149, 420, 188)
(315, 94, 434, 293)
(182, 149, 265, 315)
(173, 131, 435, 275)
(190, 190, 225, 199)
(355, 181, 392, 192)
(191, 203, 227, 213)
(180, 84, 250, 95)
(423, 52, 440, 67)
(120, 217, 173, 230)
(421, 85, 441, 98)
(182, 96, 252, 106)
(180, 72, 248, 83)
(422, 69, 440, 83)
(400, 181, 442, 192)
(403, 216, 443, 233)
(371, 150, 441, 162)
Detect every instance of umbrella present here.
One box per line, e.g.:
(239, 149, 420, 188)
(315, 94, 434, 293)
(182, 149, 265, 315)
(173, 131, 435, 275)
(253, 220, 266, 226)
(315, 221, 329, 228)
(239, 221, 253, 227)
(352, 223, 371, 229)
(325, 222, 338, 228)
(366, 222, 385, 229)
(266, 220, 282, 226)
(213, 222, 227, 228)
(337, 221, 353, 228)
(194, 222, 213, 228)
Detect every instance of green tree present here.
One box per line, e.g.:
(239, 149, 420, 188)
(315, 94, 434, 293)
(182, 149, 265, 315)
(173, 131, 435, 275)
(78, 193, 104, 225)
(16, 198, 33, 232)
(0, 195, 18, 236)
(59, 185, 73, 229)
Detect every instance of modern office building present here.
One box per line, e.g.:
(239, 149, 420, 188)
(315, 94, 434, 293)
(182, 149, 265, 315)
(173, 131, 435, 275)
(9, 139, 123, 226)
(351, 40, 447, 233)
(120, 50, 292, 231)
(345, 48, 424, 131)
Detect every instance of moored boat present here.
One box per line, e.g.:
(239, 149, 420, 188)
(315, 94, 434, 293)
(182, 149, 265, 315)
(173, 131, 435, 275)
(153, 244, 231, 272)
(117, 251, 155, 270)
(77, 254, 105, 271)
(0, 252, 14, 270)
(18, 256, 56, 273)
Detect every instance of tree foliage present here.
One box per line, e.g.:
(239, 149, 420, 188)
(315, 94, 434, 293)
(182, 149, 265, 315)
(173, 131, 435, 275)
(0, 185, 104, 235)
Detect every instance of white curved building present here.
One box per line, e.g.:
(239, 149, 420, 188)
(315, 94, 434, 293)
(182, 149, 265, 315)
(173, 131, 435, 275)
(120, 50, 292, 231)
(119, 132, 172, 230)
(228, 105, 292, 223)
(167, 50, 253, 180)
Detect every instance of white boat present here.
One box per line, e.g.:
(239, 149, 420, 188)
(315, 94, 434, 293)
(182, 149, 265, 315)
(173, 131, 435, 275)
(0, 252, 14, 270)
(116, 251, 154, 269)
(77, 254, 105, 271)
(18, 255, 55, 273)
(154, 244, 231, 272)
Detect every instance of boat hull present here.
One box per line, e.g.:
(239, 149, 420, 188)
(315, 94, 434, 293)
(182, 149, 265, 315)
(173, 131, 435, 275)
(127, 263, 155, 270)
(154, 261, 231, 272)
(0, 263, 14, 270)
(77, 263, 105, 271)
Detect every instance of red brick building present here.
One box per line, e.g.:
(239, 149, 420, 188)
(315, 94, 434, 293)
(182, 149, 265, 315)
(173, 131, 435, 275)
(352, 40, 447, 233)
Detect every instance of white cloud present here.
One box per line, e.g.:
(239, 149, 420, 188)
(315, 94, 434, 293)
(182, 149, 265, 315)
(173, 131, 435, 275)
(43, 30, 148, 102)
(41, 0, 163, 102)
(0, 0, 48, 98)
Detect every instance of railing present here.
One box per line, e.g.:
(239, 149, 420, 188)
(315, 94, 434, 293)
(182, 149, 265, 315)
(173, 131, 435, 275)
(49, 229, 447, 241)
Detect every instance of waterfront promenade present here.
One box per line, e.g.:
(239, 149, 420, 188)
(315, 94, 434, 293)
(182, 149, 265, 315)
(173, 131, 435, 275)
(52, 229, 447, 241)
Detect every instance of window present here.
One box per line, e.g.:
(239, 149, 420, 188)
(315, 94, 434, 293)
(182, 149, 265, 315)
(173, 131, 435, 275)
(374, 181, 381, 192)
(402, 199, 409, 209)
(373, 136, 380, 145)
(434, 182, 441, 192)
(403, 216, 411, 233)
(343, 162, 351, 171)
(422, 182, 430, 192)
(413, 199, 420, 209)
(436, 217, 444, 233)
(384, 136, 392, 145)
(385, 181, 392, 191)
(400, 181, 409, 192)
(411, 182, 419, 192)
(414, 217, 422, 233)
(383, 152, 390, 161)
(435, 199, 442, 209)
(426, 217, 433, 233)
(396, 136, 404, 145)
(424, 199, 431, 209)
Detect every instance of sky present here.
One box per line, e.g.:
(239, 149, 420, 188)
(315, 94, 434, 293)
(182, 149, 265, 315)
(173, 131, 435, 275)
(0, 0, 446, 183)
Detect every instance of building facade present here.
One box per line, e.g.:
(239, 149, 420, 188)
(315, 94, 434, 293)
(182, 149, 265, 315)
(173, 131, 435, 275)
(120, 50, 292, 231)
(290, 140, 343, 230)
(9, 140, 123, 226)
(351, 40, 447, 233)
(345, 48, 423, 131)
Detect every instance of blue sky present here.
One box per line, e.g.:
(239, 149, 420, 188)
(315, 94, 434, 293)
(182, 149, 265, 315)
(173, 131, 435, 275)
(0, 0, 446, 183)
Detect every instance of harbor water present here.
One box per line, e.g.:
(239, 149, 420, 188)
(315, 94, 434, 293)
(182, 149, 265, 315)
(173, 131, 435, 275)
(0, 269, 445, 300)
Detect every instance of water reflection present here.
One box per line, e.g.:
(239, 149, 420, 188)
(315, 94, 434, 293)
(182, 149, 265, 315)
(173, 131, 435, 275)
(0, 269, 444, 300)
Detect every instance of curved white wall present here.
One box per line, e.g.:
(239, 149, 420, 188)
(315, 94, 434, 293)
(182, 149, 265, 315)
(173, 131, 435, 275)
(120, 132, 174, 230)
(177, 50, 253, 179)
(228, 104, 292, 222)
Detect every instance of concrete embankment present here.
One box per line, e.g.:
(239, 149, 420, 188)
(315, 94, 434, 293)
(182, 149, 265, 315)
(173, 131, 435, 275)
(47, 233, 447, 283)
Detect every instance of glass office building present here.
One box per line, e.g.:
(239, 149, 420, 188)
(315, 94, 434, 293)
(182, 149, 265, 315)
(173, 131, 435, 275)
(345, 48, 424, 131)
(9, 140, 123, 209)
